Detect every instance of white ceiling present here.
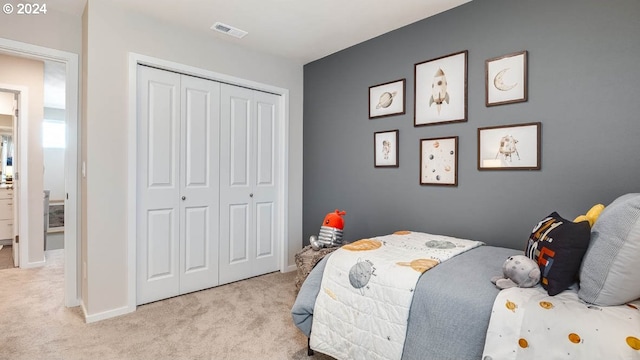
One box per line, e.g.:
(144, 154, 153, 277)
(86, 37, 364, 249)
(54, 0, 471, 64)
(43, 0, 471, 108)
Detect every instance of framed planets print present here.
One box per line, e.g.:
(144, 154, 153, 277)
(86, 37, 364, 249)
(420, 136, 458, 186)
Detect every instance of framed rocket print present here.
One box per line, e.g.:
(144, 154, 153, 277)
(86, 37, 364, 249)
(414, 50, 467, 126)
(486, 51, 528, 106)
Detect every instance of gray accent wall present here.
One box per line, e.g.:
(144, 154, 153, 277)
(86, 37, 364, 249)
(303, 0, 640, 249)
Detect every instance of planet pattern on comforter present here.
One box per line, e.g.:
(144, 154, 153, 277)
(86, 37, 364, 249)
(309, 231, 485, 360)
(292, 245, 520, 360)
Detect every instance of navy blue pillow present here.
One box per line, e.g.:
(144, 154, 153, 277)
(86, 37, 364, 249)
(525, 212, 591, 296)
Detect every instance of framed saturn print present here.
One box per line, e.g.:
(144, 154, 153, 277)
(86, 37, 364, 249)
(374, 130, 399, 167)
(486, 51, 528, 106)
(478, 122, 541, 170)
(369, 79, 406, 119)
(414, 50, 467, 126)
(420, 136, 458, 186)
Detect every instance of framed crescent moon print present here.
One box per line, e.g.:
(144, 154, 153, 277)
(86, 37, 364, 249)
(486, 51, 528, 106)
(369, 79, 406, 119)
(414, 50, 467, 126)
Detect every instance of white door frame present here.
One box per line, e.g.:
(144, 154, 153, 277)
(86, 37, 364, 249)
(128, 53, 289, 310)
(0, 37, 80, 307)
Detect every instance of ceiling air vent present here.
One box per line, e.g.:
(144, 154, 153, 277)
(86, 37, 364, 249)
(211, 22, 248, 39)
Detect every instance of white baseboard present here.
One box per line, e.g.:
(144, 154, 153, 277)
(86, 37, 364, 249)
(284, 264, 297, 273)
(20, 259, 46, 269)
(83, 304, 136, 324)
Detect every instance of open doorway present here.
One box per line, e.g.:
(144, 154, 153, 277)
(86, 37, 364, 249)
(43, 61, 66, 252)
(0, 89, 17, 269)
(0, 37, 79, 308)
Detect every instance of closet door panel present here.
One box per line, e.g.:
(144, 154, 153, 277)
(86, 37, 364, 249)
(229, 97, 250, 187)
(179, 75, 220, 295)
(229, 204, 249, 263)
(183, 207, 207, 272)
(183, 88, 208, 186)
(137, 66, 181, 305)
(220, 85, 279, 284)
(147, 84, 177, 187)
(220, 85, 255, 284)
(255, 202, 274, 258)
(251, 92, 279, 274)
(146, 209, 177, 279)
(256, 101, 274, 186)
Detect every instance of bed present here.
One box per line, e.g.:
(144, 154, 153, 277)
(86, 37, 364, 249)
(292, 241, 518, 360)
(291, 193, 640, 360)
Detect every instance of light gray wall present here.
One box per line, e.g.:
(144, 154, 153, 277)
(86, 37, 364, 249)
(303, 0, 640, 249)
(0, 7, 82, 55)
(83, 0, 303, 317)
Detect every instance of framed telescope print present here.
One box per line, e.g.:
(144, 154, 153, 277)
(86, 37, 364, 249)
(486, 50, 528, 106)
(414, 50, 467, 126)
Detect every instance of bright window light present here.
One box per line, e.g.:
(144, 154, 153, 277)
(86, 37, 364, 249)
(42, 120, 66, 148)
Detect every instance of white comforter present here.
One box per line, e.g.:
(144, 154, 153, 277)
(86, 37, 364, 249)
(310, 231, 484, 360)
(482, 285, 640, 359)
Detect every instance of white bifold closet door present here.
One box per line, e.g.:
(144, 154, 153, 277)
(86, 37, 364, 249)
(137, 66, 220, 305)
(219, 84, 280, 285)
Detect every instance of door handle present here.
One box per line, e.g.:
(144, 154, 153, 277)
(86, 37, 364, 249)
(181, 196, 186, 200)
(249, 193, 253, 198)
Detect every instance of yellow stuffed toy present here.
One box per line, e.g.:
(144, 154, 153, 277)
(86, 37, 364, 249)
(574, 204, 605, 227)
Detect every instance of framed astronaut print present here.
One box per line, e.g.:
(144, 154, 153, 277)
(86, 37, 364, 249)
(477, 122, 541, 170)
(414, 50, 467, 126)
(374, 130, 399, 167)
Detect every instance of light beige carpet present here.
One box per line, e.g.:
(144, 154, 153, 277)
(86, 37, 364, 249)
(0, 245, 14, 270)
(0, 250, 334, 360)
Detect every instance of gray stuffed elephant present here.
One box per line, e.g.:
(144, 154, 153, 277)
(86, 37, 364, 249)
(491, 255, 541, 289)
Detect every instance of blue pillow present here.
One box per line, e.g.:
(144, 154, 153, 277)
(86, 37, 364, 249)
(579, 193, 640, 306)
